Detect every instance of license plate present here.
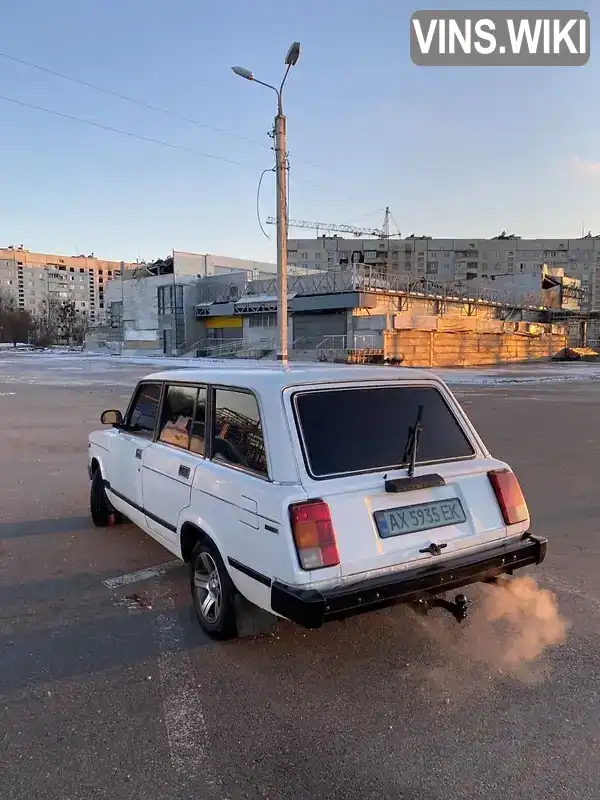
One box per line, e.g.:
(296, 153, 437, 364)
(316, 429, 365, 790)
(374, 497, 466, 539)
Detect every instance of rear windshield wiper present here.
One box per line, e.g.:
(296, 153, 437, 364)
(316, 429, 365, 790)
(402, 404, 424, 478)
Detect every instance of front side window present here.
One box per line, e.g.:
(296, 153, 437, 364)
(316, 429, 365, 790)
(158, 385, 199, 450)
(212, 388, 268, 477)
(294, 385, 475, 479)
(127, 382, 162, 438)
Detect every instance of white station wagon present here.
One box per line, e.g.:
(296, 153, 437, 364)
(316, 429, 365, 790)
(88, 364, 547, 639)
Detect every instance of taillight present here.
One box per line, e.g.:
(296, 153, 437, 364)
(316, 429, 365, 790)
(488, 469, 529, 525)
(289, 500, 340, 571)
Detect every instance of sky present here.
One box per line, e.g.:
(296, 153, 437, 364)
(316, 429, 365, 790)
(1, 0, 599, 264)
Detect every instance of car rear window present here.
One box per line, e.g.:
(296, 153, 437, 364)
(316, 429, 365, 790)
(293, 385, 475, 479)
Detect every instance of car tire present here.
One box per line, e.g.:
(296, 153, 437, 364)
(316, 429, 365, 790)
(189, 539, 238, 640)
(90, 468, 113, 527)
(90, 469, 127, 527)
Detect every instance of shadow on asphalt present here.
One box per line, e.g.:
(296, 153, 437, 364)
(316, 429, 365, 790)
(0, 516, 92, 540)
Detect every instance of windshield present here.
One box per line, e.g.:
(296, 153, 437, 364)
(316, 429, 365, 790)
(293, 384, 475, 479)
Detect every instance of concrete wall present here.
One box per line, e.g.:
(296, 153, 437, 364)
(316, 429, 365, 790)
(174, 251, 277, 278)
(243, 318, 282, 345)
(384, 327, 567, 367)
(352, 292, 533, 320)
(84, 325, 123, 355)
(101, 273, 200, 355)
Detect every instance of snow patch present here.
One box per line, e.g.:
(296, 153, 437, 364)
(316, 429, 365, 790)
(3, 350, 600, 387)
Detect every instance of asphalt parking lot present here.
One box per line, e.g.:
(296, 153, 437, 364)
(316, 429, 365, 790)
(1, 353, 600, 800)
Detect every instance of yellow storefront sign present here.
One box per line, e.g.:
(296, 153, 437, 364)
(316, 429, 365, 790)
(204, 316, 243, 329)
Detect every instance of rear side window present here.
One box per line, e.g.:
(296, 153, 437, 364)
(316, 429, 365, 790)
(213, 388, 268, 477)
(127, 382, 162, 438)
(293, 385, 475, 479)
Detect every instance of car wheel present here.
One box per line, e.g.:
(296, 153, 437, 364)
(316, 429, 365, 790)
(90, 469, 126, 527)
(190, 540, 237, 640)
(90, 469, 113, 527)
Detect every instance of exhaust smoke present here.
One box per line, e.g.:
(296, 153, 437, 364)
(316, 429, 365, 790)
(401, 576, 568, 694)
(477, 575, 567, 671)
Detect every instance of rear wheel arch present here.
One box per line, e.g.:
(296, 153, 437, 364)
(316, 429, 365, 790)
(180, 522, 216, 564)
(185, 525, 238, 640)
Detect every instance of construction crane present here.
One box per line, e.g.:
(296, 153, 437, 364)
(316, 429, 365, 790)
(265, 216, 384, 237)
(265, 207, 398, 239)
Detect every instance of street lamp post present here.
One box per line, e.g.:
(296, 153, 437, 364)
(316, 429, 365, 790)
(232, 42, 300, 365)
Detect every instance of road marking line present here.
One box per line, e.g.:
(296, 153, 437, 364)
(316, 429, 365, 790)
(154, 603, 220, 795)
(103, 560, 181, 589)
(105, 564, 220, 792)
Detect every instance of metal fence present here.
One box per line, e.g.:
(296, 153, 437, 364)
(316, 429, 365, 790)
(316, 334, 379, 352)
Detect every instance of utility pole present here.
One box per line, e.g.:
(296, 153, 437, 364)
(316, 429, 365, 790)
(232, 42, 300, 365)
(274, 99, 289, 362)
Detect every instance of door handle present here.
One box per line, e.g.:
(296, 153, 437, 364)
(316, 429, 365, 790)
(178, 464, 191, 479)
(135, 449, 142, 459)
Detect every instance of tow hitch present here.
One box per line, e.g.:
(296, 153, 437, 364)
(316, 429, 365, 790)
(412, 593, 469, 623)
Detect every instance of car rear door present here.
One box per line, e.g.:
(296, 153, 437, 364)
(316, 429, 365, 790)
(191, 386, 293, 608)
(287, 380, 515, 578)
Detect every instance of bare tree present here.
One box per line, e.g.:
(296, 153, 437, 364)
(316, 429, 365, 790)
(0, 289, 33, 346)
(56, 299, 79, 344)
(31, 299, 59, 347)
(0, 287, 15, 316)
(4, 309, 33, 346)
(72, 310, 87, 346)
(30, 299, 86, 347)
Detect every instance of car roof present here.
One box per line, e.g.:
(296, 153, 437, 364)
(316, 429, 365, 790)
(141, 362, 442, 391)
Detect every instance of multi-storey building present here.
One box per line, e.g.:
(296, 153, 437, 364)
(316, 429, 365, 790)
(0, 246, 135, 322)
(287, 235, 600, 309)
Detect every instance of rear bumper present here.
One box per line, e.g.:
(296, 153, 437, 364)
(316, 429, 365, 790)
(271, 534, 547, 630)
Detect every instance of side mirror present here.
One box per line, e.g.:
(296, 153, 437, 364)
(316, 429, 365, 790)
(101, 409, 123, 427)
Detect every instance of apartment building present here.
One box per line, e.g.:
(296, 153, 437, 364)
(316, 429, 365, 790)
(287, 235, 600, 309)
(0, 246, 134, 322)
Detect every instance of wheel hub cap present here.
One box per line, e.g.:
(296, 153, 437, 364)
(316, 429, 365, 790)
(194, 552, 222, 624)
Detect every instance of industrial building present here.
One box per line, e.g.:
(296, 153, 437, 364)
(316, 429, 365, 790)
(86, 257, 583, 367)
(81, 222, 590, 366)
(86, 250, 283, 356)
(169, 250, 281, 279)
(188, 265, 578, 366)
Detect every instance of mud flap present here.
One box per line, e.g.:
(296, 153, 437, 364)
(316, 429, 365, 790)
(234, 594, 279, 638)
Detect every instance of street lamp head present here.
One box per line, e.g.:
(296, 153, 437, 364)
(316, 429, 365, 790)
(285, 42, 301, 66)
(231, 65, 254, 81)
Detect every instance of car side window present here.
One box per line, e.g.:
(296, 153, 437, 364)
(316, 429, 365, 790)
(212, 388, 268, 478)
(127, 382, 162, 438)
(158, 385, 198, 450)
